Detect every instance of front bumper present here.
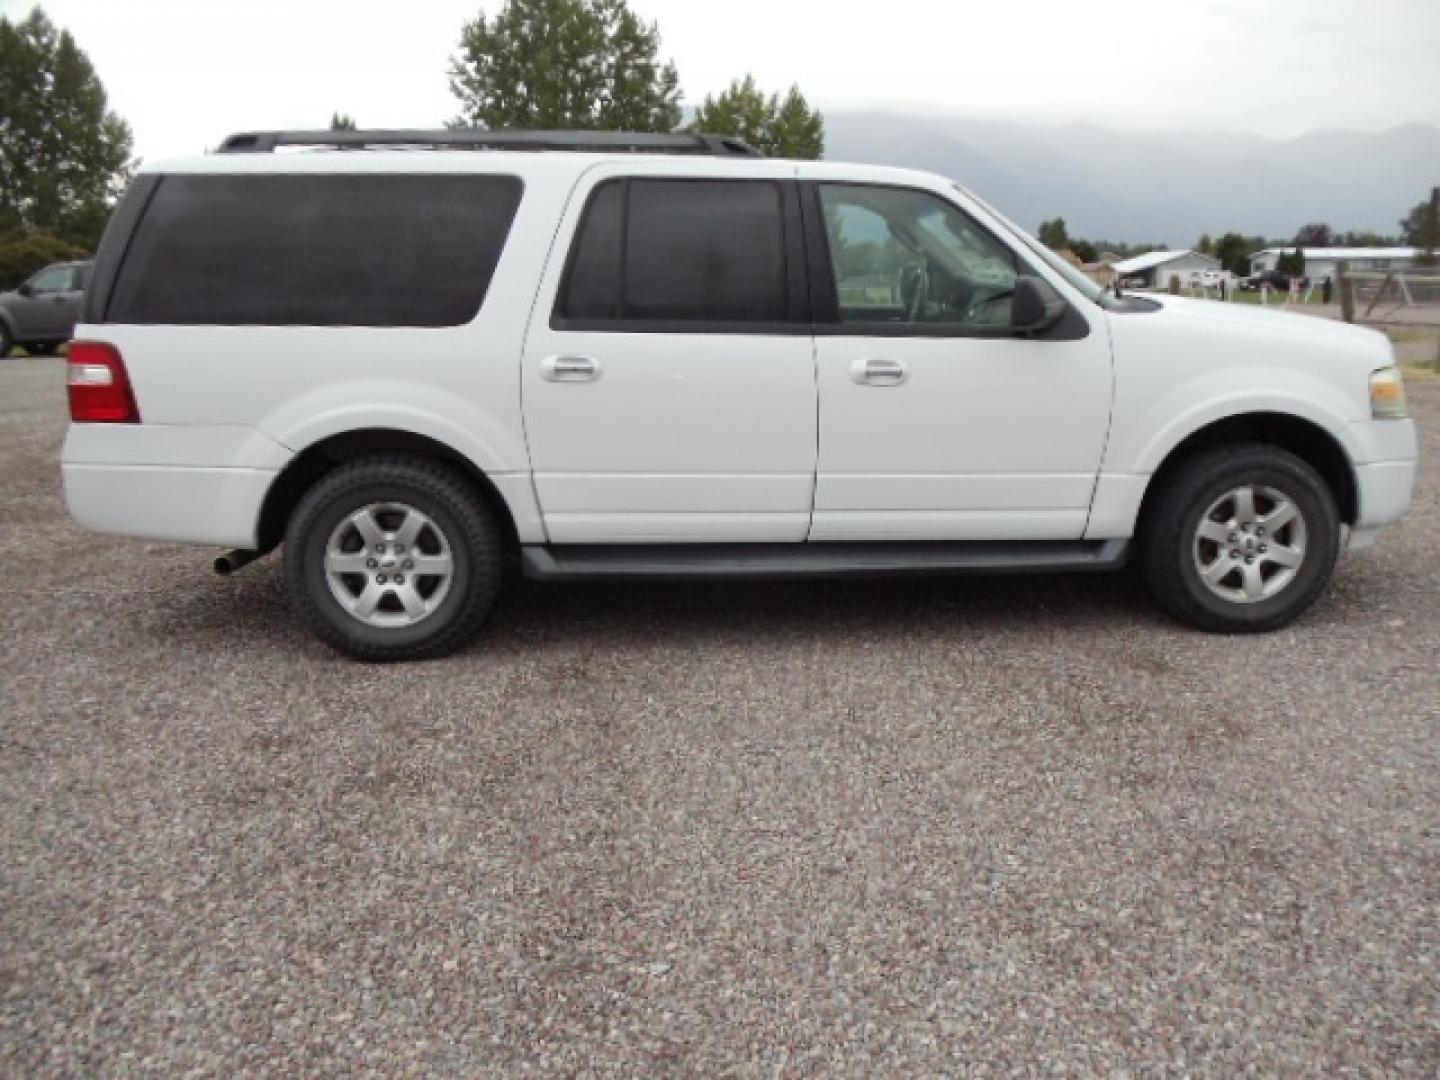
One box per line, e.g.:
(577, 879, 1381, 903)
(1346, 418, 1417, 549)
(1350, 419, 1418, 529)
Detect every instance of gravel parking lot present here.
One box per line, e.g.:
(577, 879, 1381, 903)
(2, 355, 1437, 1075)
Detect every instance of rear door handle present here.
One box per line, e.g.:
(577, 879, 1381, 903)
(540, 355, 600, 382)
(850, 357, 909, 386)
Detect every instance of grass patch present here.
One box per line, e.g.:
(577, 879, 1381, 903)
(1226, 289, 1326, 307)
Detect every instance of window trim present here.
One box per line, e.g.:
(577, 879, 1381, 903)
(801, 180, 1088, 342)
(87, 174, 161, 323)
(549, 175, 811, 335)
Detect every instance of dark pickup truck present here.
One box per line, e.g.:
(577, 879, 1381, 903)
(0, 261, 92, 356)
(1241, 269, 1294, 292)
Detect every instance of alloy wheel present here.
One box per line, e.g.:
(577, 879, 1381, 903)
(323, 502, 454, 628)
(1192, 484, 1308, 604)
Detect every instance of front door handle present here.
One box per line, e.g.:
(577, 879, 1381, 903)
(540, 355, 600, 382)
(850, 357, 909, 386)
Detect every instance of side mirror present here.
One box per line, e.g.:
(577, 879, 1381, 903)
(1011, 274, 1066, 335)
(16, 282, 33, 297)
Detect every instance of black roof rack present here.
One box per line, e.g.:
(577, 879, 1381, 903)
(216, 129, 763, 158)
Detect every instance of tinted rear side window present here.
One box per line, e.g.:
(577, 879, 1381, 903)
(106, 173, 522, 326)
(557, 178, 790, 325)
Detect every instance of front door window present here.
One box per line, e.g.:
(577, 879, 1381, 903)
(820, 185, 1019, 330)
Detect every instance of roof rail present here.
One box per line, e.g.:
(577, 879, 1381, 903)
(216, 129, 763, 158)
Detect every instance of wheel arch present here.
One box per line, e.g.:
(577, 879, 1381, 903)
(256, 428, 525, 554)
(1135, 412, 1358, 535)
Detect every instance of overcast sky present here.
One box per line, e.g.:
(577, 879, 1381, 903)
(6, 0, 1439, 162)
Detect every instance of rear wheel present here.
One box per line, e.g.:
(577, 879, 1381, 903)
(1139, 442, 1339, 633)
(283, 456, 505, 661)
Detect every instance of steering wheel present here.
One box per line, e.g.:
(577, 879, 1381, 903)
(901, 262, 930, 322)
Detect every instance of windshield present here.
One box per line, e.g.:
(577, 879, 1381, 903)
(955, 184, 1110, 307)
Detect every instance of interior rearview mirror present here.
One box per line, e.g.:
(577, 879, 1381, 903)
(1011, 275, 1066, 335)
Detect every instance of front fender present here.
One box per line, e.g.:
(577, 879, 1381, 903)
(1087, 361, 1366, 541)
(1108, 366, 1363, 477)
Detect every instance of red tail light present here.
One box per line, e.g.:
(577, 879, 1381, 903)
(67, 341, 140, 423)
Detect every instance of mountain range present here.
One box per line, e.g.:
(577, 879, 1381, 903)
(822, 113, 1440, 248)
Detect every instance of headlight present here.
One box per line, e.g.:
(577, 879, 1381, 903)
(1370, 366, 1410, 420)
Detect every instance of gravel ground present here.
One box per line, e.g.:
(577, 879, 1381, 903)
(2, 355, 1437, 1075)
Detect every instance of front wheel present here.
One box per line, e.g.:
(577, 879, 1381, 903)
(283, 457, 505, 661)
(1139, 442, 1340, 633)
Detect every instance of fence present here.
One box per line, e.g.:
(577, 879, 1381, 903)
(1339, 269, 1440, 319)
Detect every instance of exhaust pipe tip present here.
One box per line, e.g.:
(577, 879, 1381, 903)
(215, 549, 260, 576)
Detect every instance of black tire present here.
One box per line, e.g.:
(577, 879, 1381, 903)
(25, 342, 57, 356)
(1139, 442, 1339, 633)
(283, 456, 505, 661)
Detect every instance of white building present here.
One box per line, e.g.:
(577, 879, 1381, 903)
(1111, 249, 1221, 289)
(1249, 247, 1422, 282)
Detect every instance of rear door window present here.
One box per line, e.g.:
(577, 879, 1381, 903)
(554, 177, 802, 329)
(106, 173, 522, 326)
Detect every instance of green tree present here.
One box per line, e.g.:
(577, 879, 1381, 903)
(0, 8, 133, 250)
(1213, 232, 1261, 277)
(1338, 230, 1399, 247)
(690, 76, 824, 158)
(1399, 188, 1439, 265)
(1037, 217, 1069, 251)
(330, 112, 357, 131)
(450, 0, 681, 132)
(1195, 233, 1214, 256)
(1293, 222, 1332, 247)
(0, 228, 86, 289)
(769, 86, 824, 159)
(1276, 248, 1305, 277)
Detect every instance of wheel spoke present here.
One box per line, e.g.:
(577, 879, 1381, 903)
(351, 581, 384, 618)
(1261, 500, 1298, 533)
(1241, 562, 1266, 600)
(1197, 519, 1233, 544)
(325, 552, 371, 575)
(1201, 557, 1238, 585)
(349, 510, 384, 549)
(395, 582, 427, 618)
(1265, 543, 1304, 569)
(410, 553, 453, 577)
(1232, 486, 1257, 524)
(394, 509, 426, 547)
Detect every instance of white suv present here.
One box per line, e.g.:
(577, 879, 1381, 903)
(62, 129, 1418, 660)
